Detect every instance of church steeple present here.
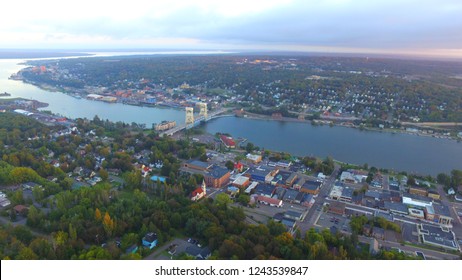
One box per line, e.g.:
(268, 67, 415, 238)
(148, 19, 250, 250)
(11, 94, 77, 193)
(201, 180, 206, 195)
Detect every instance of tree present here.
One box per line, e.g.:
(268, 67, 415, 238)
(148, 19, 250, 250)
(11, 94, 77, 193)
(225, 160, 234, 171)
(99, 168, 109, 182)
(237, 194, 250, 206)
(214, 193, 232, 209)
(103, 212, 115, 238)
(245, 142, 255, 153)
(95, 208, 102, 221)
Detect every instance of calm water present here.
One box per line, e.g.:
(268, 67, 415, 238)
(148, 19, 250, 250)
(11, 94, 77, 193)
(205, 117, 462, 176)
(1, 55, 461, 175)
(0, 57, 185, 126)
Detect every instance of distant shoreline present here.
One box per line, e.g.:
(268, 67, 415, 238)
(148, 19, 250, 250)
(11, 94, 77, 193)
(0, 51, 92, 59)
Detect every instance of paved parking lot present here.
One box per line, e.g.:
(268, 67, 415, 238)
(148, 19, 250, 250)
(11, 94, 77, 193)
(315, 212, 351, 234)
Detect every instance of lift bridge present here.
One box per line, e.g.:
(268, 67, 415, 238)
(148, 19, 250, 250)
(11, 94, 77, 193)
(160, 103, 230, 136)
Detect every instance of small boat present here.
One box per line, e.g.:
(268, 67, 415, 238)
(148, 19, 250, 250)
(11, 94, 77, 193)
(0, 92, 11, 96)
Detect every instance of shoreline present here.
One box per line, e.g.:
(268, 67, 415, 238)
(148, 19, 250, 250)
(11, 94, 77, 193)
(12, 73, 462, 142)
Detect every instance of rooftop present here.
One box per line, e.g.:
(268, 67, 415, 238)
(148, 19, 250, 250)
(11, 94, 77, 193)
(208, 166, 229, 179)
(432, 203, 451, 217)
(186, 159, 212, 170)
(384, 201, 408, 214)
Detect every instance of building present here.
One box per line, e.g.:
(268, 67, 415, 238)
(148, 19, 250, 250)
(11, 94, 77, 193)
(427, 189, 441, 200)
(340, 171, 356, 183)
(256, 195, 283, 207)
(300, 180, 322, 195)
(339, 187, 354, 203)
(245, 181, 258, 194)
(329, 184, 343, 200)
(425, 204, 453, 226)
(285, 173, 298, 188)
(142, 232, 158, 249)
(13, 205, 28, 215)
(402, 194, 433, 209)
(417, 224, 459, 251)
(284, 210, 305, 221)
(282, 189, 300, 203)
(246, 165, 277, 183)
(204, 166, 230, 188)
(408, 208, 425, 219)
(183, 159, 212, 172)
(191, 181, 207, 201)
(409, 186, 428, 197)
(254, 183, 275, 197)
(227, 186, 240, 196)
(220, 135, 236, 148)
(232, 175, 250, 188)
(154, 120, 176, 131)
(384, 201, 408, 216)
(246, 153, 262, 164)
(328, 201, 346, 215)
(185, 246, 211, 260)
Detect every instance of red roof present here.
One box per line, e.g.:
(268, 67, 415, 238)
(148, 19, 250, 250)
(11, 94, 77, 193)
(220, 135, 236, 147)
(257, 196, 282, 206)
(192, 187, 204, 197)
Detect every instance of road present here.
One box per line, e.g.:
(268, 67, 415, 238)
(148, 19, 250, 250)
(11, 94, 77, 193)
(358, 236, 459, 260)
(298, 164, 341, 234)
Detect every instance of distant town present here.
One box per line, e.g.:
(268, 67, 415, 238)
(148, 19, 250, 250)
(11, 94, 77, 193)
(12, 55, 462, 139)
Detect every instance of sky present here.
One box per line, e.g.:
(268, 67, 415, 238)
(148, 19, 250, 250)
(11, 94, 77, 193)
(1, 0, 462, 58)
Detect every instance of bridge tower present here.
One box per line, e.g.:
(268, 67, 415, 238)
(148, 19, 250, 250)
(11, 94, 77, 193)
(198, 102, 208, 118)
(185, 107, 194, 125)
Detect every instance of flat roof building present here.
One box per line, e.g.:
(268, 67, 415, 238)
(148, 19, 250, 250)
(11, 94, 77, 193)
(418, 224, 459, 251)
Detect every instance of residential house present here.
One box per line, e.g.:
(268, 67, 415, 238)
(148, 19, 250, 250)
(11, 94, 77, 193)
(282, 189, 300, 203)
(185, 246, 211, 260)
(13, 204, 28, 215)
(142, 232, 158, 249)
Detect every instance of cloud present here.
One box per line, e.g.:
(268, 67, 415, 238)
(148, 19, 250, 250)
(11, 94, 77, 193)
(1, 0, 462, 56)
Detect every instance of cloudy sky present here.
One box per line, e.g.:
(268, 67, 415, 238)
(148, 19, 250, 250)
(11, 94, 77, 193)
(1, 0, 462, 58)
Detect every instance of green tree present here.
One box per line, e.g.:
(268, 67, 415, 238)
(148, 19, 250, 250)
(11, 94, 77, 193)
(225, 160, 234, 171)
(214, 193, 232, 209)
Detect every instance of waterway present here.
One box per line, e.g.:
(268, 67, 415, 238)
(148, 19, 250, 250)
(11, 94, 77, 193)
(0, 54, 187, 126)
(204, 117, 462, 176)
(1, 53, 461, 175)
